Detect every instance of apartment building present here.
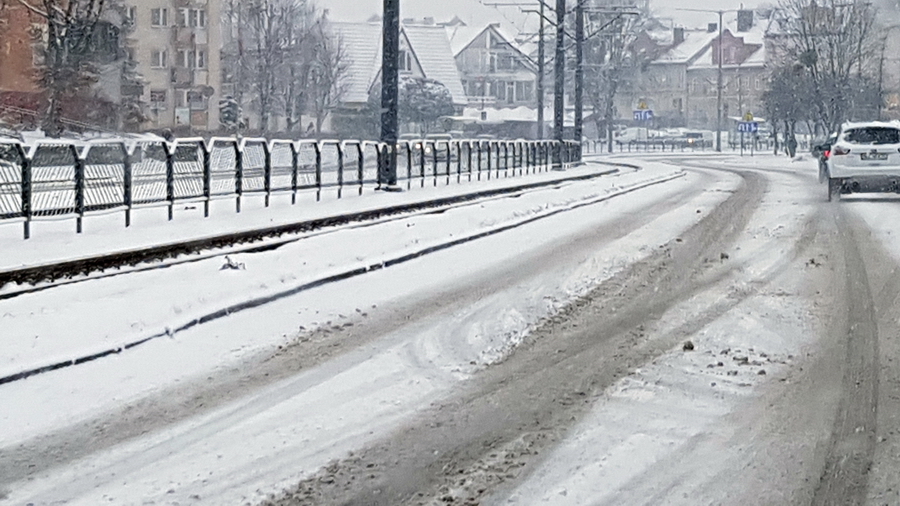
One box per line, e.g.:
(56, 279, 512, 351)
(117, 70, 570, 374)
(126, 0, 222, 132)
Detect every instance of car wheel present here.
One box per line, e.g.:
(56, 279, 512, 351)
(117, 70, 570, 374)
(828, 177, 842, 202)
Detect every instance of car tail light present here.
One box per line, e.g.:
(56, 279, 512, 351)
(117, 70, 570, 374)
(824, 150, 831, 159)
(833, 146, 851, 156)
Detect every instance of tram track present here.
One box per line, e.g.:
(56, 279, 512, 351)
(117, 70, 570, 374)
(0, 166, 628, 299)
(0, 165, 686, 387)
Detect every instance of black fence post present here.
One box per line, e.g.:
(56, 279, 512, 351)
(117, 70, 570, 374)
(359, 143, 366, 195)
(477, 142, 483, 181)
(73, 145, 85, 233)
(444, 142, 451, 185)
(404, 142, 412, 190)
(315, 142, 322, 202)
(337, 142, 345, 199)
(201, 141, 211, 217)
(467, 142, 473, 182)
(291, 142, 299, 205)
(525, 142, 530, 175)
(264, 141, 272, 207)
(486, 142, 492, 180)
(503, 142, 509, 177)
(234, 140, 243, 213)
(166, 143, 176, 220)
(431, 142, 438, 187)
(123, 143, 133, 227)
(456, 142, 462, 184)
(17, 144, 32, 240)
(419, 142, 426, 187)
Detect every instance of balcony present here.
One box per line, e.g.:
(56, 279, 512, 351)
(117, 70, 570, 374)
(171, 67, 193, 86)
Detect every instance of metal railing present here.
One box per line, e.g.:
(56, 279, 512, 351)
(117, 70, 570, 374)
(0, 137, 580, 239)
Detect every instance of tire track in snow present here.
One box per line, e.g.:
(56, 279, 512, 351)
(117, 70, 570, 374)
(0, 172, 682, 386)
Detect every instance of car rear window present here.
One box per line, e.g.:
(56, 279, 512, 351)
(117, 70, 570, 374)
(843, 127, 900, 145)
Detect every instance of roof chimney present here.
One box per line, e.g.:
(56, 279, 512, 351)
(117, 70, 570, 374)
(737, 10, 754, 32)
(708, 22, 718, 33)
(673, 27, 685, 45)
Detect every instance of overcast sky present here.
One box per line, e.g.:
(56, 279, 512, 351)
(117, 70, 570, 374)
(317, 0, 763, 30)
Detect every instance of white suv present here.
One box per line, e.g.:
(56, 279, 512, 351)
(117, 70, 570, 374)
(825, 121, 900, 201)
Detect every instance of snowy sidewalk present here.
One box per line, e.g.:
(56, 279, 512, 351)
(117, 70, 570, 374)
(0, 158, 629, 271)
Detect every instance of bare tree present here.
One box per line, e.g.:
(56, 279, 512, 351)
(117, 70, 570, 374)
(306, 18, 348, 135)
(243, 0, 308, 131)
(773, 0, 882, 131)
(279, 1, 316, 133)
(222, 0, 347, 135)
(582, 10, 644, 152)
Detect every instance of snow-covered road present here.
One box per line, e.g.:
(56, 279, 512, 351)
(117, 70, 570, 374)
(2, 154, 900, 505)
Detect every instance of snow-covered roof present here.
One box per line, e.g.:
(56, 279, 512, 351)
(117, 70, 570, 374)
(403, 25, 468, 106)
(653, 29, 717, 64)
(445, 23, 527, 58)
(332, 22, 467, 106)
(331, 22, 384, 105)
(653, 10, 772, 67)
(688, 41, 766, 70)
(445, 24, 487, 56)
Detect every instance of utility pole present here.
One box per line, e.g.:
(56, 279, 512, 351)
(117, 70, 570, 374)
(380, 0, 400, 188)
(554, 0, 566, 168)
(716, 10, 723, 152)
(574, 0, 584, 161)
(678, 8, 733, 153)
(484, 0, 549, 139)
(538, 0, 545, 139)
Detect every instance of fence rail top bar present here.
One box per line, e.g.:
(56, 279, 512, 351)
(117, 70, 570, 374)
(236, 137, 269, 153)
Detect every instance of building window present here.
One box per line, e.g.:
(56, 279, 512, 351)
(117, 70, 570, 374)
(151, 49, 168, 68)
(176, 49, 206, 69)
(151, 8, 168, 27)
(498, 54, 516, 71)
(179, 8, 207, 28)
(399, 50, 413, 72)
(150, 90, 167, 111)
(515, 81, 533, 102)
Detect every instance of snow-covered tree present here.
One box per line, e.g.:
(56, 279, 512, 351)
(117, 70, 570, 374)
(18, 0, 126, 136)
(397, 77, 456, 135)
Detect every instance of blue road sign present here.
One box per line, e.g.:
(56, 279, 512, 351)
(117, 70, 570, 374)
(738, 121, 759, 133)
(633, 110, 654, 122)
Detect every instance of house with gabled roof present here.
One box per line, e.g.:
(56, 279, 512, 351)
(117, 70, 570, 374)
(329, 21, 467, 137)
(446, 22, 541, 138)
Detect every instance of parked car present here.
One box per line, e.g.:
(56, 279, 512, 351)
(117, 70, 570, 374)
(823, 121, 900, 201)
